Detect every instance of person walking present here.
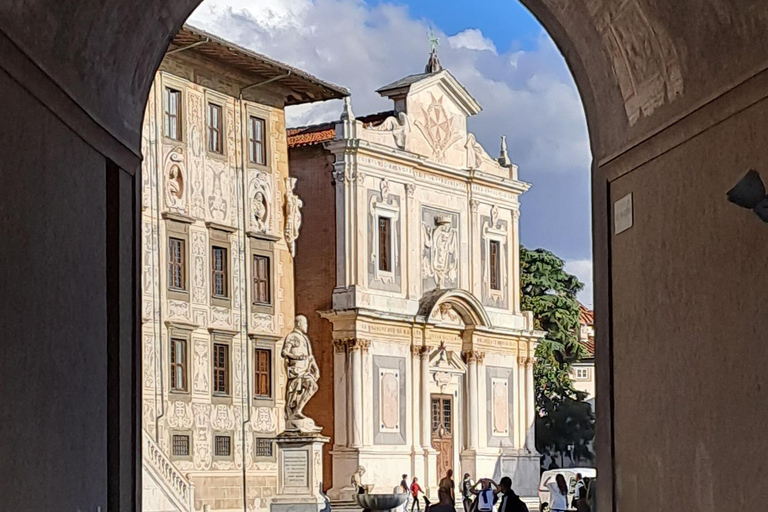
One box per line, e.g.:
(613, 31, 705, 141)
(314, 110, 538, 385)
(460, 473, 474, 512)
(438, 469, 455, 505)
(410, 477, 425, 512)
(573, 473, 589, 512)
(496, 477, 528, 512)
(400, 474, 410, 512)
(546, 474, 569, 512)
(426, 488, 456, 512)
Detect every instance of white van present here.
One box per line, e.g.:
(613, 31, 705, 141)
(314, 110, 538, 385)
(538, 467, 596, 512)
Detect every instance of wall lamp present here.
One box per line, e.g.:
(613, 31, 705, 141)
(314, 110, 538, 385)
(727, 169, 768, 222)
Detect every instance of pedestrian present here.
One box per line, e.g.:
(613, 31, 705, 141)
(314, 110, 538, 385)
(410, 477, 425, 512)
(545, 474, 569, 512)
(496, 476, 527, 512)
(460, 473, 474, 512)
(470, 478, 498, 512)
(400, 474, 410, 512)
(573, 473, 589, 512)
(438, 469, 455, 505)
(426, 488, 456, 512)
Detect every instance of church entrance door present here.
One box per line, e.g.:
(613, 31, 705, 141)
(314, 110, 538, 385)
(431, 394, 453, 479)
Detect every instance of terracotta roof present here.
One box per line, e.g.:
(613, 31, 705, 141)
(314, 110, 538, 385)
(579, 303, 594, 326)
(287, 111, 396, 148)
(171, 25, 349, 106)
(582, 336, 595, 358)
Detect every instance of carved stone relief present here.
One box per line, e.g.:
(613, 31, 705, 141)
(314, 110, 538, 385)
(589, 0, 683, 125)
(414, 93, 461, 162)
(167, 401, 193, 429)
(192, 402, 212, 470)
(210, 305, 231, 326)
(167, 299, 191, 320)
(253, 406, 277, 433)
(143, 333, 155, 389)
(208, 166, 229, 222)
(421, 207, 459, 292)
(192, 231, 207, 304)
(252, 313, 276, 333)
(193, 337, 209, 394)
(188, 91, 206, 218)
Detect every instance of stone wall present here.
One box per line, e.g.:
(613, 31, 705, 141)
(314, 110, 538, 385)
(290, 144, 338, 491)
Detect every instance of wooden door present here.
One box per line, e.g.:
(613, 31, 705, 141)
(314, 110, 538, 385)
(431, 394, 453, 478)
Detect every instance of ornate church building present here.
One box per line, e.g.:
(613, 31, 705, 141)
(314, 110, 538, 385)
(288, 50, 544, 500)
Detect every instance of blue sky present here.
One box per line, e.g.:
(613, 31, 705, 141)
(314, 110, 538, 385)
(369, 0, 544, 52)
(190, 0, 593, 306)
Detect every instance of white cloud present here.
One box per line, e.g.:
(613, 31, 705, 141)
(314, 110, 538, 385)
(187, 0, 590, 175)
(565, 259, 593, 308)
(447, 29, 497, 54)
(188, 0, 594, 262)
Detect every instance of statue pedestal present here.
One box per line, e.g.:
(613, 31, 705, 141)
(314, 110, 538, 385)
(271, 432, 330, 512)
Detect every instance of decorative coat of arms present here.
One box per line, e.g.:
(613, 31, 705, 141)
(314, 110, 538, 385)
(415, 93, 462, 162)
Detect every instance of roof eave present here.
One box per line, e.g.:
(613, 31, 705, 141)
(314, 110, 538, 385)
(171, 24, 350, 105)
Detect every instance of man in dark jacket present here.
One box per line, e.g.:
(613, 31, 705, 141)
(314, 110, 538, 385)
(497, 477, 528, 512)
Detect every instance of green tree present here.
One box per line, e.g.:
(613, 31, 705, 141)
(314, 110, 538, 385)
(520, 246, 594, 466)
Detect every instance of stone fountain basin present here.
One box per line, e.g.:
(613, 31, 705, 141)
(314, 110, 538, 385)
(354, 493, 407, 511)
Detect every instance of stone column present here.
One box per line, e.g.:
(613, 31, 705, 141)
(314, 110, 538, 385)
(517, 355, 527, 449)
(348, 338, 364, 448)
(412, 345, 422, 452)
(333, 339, 348, 447)
(420, 346, 431, 449)
(524, 356, 535, 451)
(465, 351, 479, 450)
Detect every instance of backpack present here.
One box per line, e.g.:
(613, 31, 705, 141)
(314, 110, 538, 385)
(476, 489, 495, 512)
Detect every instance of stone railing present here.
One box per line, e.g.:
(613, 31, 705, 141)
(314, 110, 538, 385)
(143, 428, 195, 512)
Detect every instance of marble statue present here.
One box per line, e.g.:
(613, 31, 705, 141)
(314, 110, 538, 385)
(284, 177, 303, 257)
(165, 165, 185, 209)
(351, 465, 373, 494)
(282, 315, 321, 433)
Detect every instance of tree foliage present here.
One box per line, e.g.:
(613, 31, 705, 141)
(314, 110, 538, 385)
(520, 246, 594, 465)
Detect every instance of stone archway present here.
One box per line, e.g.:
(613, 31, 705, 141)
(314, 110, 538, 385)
(3, 2, 768, 512)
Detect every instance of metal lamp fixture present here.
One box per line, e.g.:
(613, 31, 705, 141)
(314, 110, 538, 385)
(727, 169, 768, 222)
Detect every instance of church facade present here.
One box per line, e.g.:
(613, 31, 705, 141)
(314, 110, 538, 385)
(140, 26, 346, 512)
(288, 51, 544, 500)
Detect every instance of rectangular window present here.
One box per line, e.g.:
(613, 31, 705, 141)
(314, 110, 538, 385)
(255, 437, 273, 458)
(212, 246, 228, 298)
(214, 435, 231, 457)
(172, 434, 190, 456)
(164, 88, 181, 140)
(168, 237, 185, 291)
(213, 343, 230, 395)
(252, 255, 271, 305)
(254, 348, 272, 398)
(170, 338, 187, 392)
(489, 240, 501, 291)
(378, 217, 392, 272)
(575, 368, 590, 380)
(207, 103, 223, 154)
(249, 116, 266, 165)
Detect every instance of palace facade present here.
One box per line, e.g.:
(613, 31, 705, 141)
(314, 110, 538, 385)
(288, 51, 544, 500)
(140, 26, 346, 512)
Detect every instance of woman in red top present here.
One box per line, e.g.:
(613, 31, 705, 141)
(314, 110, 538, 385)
(410, 477, 425, 512)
